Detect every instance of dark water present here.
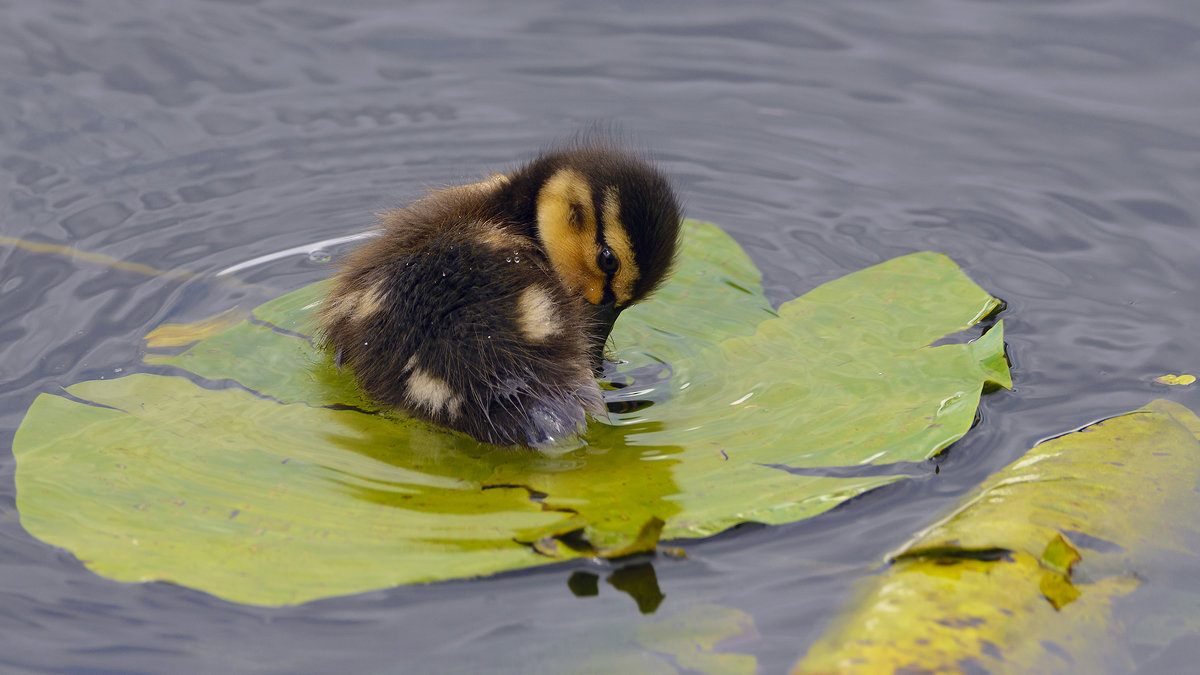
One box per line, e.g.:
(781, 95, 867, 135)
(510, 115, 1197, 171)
(2, 0, 1200, 672)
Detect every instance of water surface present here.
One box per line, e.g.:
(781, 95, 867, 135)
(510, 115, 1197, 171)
(2, 0, 1200, 672)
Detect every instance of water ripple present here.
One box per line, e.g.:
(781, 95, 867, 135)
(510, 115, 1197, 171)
(2, 0, 1200, 672)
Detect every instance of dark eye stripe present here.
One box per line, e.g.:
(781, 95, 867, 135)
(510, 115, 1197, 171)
(599, 186, 639, 305)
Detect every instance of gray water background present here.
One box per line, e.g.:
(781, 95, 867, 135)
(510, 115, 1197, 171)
(2, 0, 1200, 672)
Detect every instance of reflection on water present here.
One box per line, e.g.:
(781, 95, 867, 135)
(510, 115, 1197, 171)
(2, 0, 1200, 672)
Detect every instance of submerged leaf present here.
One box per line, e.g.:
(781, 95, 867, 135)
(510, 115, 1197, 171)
(517, 601, 756, 675)
(1040, 532, 1082, 577)
(534, 517, 666, 560)
(1039, 566, 1082, 611)
(143, 308, 249, 348)
(636, 603, 759, 675)
(796, 399, 1200, 674)
(14, 220, 1009, 605)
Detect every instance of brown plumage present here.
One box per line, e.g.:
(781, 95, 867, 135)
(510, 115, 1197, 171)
(319, 143, 682, 447)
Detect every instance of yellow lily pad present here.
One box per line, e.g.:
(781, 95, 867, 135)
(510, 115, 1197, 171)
(796, 399, 1200, 673)
(1155, 374, 1195, 386)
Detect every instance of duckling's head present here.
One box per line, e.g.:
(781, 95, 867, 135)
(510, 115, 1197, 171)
(517, 145, 682, 361)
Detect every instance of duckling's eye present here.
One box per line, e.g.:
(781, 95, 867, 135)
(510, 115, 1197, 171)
(597, 247, 619, 274)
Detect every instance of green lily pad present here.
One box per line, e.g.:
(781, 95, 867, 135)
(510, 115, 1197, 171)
(14, 220, 1009, 605)
(486, 601, 757, 675)
(796, 399, 1200, 673)
(636, 603, 759, 675)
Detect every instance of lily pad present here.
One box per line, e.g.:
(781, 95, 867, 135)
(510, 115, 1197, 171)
(1155, 373, 1195, 386)
(14, 220, 1009, 605)
(796, 399, 1200, 674)
(635, 603, 759, 675)
(493, 601, 757, 675)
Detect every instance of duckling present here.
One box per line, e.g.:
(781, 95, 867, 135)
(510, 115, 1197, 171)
(319, 143, 682, 448)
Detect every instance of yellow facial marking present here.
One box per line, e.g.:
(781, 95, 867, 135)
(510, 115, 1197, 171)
(536, 168, 606, 305)
(516, 286, 561, 342)
(406, 366, 458, 415)
(601, 187, 640, 306)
